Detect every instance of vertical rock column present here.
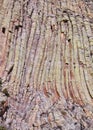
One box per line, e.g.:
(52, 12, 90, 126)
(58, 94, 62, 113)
(0, 0, 93, 129)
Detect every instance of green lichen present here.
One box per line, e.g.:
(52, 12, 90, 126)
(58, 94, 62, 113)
(0, 78, 2, 88)
(90, 73, 93, 76)
(1, 101, 6, 105)
(0, 126, 6, 130)
(61, 111, 67, 116)
(2, 89, 10, 97)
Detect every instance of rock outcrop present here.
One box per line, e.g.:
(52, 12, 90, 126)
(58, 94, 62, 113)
(0, 0, 93, 129)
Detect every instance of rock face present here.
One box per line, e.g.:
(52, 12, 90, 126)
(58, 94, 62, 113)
(0, 92, 7, 102)
(0, 0, 93, 129)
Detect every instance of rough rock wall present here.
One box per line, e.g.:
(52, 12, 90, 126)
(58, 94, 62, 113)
(0, 0, 93, 130)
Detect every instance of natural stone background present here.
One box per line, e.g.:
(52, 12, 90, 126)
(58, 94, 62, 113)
(0, 0, 93, 129)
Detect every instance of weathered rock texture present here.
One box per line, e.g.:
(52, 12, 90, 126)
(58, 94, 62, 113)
(0, 0, 93, 129)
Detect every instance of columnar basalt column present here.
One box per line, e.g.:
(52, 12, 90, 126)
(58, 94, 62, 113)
(0, 0, 93, 130)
